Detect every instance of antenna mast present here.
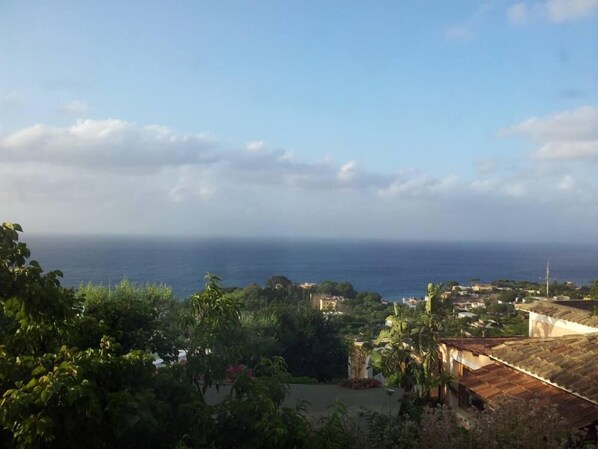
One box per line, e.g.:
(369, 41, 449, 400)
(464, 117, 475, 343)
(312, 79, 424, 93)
(546, 260, 550, 299)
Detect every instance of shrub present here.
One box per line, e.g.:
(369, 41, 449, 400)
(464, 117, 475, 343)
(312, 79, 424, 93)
(338, 378, 381, 390)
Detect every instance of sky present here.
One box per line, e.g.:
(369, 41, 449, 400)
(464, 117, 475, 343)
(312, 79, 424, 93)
(1, 0, 597, 242)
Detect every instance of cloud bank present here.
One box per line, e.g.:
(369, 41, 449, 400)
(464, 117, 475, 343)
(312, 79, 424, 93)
(506, 0, 598, 24)
(1, 113, 597, 241)
(501, 106, 598, 160)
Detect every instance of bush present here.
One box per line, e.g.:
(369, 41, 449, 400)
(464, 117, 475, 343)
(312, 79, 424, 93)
(338, 378, 381, 390)
(288, 376, 318, 385)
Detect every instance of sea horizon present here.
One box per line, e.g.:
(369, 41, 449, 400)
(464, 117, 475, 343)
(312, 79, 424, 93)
(22, 230, 598, 247)
(20, 234, 598, 301)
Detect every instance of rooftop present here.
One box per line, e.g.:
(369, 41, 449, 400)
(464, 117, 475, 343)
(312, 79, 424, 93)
(516, 300, 598, 328)
(439, 337, 525, 356)
(460, 363, 598, 428)
(489, 333, 598, 404)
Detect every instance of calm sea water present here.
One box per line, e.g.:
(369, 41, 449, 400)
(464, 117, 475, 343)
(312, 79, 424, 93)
(21, 235, 598, 301)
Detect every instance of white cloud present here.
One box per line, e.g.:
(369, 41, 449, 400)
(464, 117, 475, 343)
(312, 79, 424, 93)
(0, 91, 21, 107)
(445, 3, 495, 41)
(245, 140, 266, 153)
(501, 106, 598, 161)
(507, 3, 529, 24)
(535, 140, 598, 160)
(445, 26, 473, 41)
(500, 106, 598, 141)
(60, 100, 90, 115)
(377, 174, 462, 198)
(0, 119, 219, 170)
(505, 0, 598, 24)
(3, 117, 598, 241)
(557, 175, 575, 191)
(546, 0, 598, 22)
(168, 167, 217, 203)
(338, 161, 357, 181)
(277, 150, 294, 162)
(504, 182, 527, 198)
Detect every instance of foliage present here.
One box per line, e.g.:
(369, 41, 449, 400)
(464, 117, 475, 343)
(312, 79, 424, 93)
(497, 289, 518, 303)
(2, 223, 594, 448)
(0, 222, 76, 356)
(371, 283, 452, 398)
(182, 273, 245, 399)
(207, 357, 311, 449)
(355, 398, 591, 449)
(336, 293, 394, 338)
(0, 223, 205, 449)
(275, 304, 348, 381)
(287, 376, 318, 384)
(75, 281, 183, 361)
(338, 378, 381, 390)
(315, 280, 357, 299)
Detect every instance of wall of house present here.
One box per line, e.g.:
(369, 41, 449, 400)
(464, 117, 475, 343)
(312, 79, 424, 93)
(528, 312, 598, 337)
(319, 298, 337, 311)
(439, 344, 495, 413)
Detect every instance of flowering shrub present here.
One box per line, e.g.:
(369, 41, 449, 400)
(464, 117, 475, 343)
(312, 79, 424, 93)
(225, 364, 254, 382)
(339, 378, 381, 390)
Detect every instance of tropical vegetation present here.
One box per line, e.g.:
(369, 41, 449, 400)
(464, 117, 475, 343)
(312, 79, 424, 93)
(1, 222, 594, 448)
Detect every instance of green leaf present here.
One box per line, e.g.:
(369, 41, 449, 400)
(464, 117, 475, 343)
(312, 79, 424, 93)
(40, 388, 50, 404)
(31, 365, 46, 376)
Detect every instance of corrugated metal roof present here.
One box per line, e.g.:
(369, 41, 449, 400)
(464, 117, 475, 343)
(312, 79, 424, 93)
(460, 363, 598, 428)
(517, 300, 598, 328)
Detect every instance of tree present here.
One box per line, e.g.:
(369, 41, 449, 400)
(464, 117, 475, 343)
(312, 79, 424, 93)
(275, 304, 347, 381)
(371, 283, 451, 398)
(370, 303, 415, 388)
(265, 275, 293, 291)
(316, 281, 357, 298)
(75, 281, 183, 361)
(182, 273, 245, 400)
(0, 223, 205, 448)
(0, 222, 76, 356)
(497, 290, 518, 303)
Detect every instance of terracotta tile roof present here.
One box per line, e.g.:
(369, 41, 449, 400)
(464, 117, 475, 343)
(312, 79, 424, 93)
(460, 363, 598, 428)
(517, 300, 598, 328)
(439, 337, 525, 356)
(489, 333, 598, 404)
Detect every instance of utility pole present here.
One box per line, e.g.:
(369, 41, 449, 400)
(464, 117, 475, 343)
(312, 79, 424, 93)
(546, 260, 550, 299)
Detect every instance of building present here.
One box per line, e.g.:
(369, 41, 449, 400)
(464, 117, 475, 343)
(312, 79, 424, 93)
(438, 334, 598, 430)
(402, 297, 420, 309)
(516, 300, 598, 337)
(471, 284, 494, 292)
(438, 299, 598, 430)
(309, 293, 341, 311)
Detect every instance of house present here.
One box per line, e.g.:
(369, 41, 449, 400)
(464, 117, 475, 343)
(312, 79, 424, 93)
(453, 298, 485, 311)
(438, 299, 598, 430)
(402, 297, 420, 309)
(452, 285, 473, 295)
(438, 334, 598, 430)
(309, 293, 341, 311)
(471, 284, 494, 292)
(516, 300, 598, 337)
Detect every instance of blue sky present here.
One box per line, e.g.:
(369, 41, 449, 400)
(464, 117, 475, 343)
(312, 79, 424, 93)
(1, 1, 597, 242)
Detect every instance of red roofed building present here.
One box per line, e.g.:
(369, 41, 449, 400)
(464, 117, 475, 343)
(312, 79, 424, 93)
(438, 334, 598, 431)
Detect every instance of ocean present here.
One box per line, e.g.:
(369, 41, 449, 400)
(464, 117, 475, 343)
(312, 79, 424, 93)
(21, 235, 598, 301)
